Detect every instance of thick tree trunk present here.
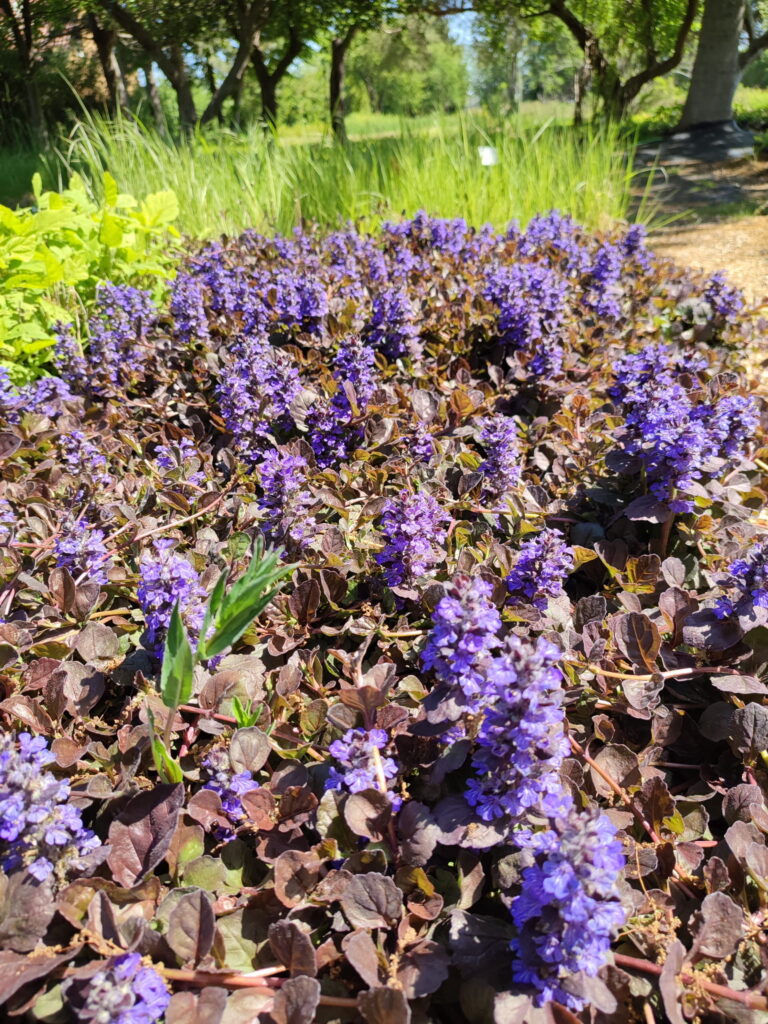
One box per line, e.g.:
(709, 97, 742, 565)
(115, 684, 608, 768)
(330, 26, 356, 144)
(680, 0, 745, 127)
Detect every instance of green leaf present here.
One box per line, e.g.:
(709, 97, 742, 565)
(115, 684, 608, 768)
(232, 696, 262, 729)
(160, 602, 194, 709)
(147, 706, 184, 783)
(103, 172, 118, 208)
(99, 212, 124, 247)
(200, 539, 296, 659)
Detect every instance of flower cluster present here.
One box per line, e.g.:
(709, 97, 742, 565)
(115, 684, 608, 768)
(465, 635, 570, 829)
(364, 287, 421, 361)
(478, 414, 522, 504)
(54, 519, 111, 585)
(585, 240, 623, 319)
(88, 283, 157, 389)
(484, 262, 568, 376)
(217, 336, 303, 463)
(611, 346, 759, 511)
(65, 953, 170, 1024)
(154, 437, 205, 486)
(61, 431, 111, 488)
(705, 270, 744, 321)
(309, 334, 376, 467)
(258, 449, 318, 549)
(202, 747, 260, 823)
(53, 322, 90, 392)
(506, 529, 573, 610)
(715, 540, 768, 623)
(421, 575, 501, 711)
(510, 807, 626, 1010)
(169, 272, 210, 344)
(326, 728, 400, 809)
(0, 731, 101, 882)
(137, 539, 207, 654)
(376, 489, 450, 587)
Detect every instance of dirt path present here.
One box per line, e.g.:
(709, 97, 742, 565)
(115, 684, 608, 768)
(636, 139, 768, 301)
(651, 216, 768, 302)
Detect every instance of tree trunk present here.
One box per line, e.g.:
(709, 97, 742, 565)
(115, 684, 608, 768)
(330, 25, 356, 144)
(252, 28, 303, 131)
(23, 72, 44, 140)
(143, 63, 166, 131)
(680, 0, 745, 127)
(169, 44, 197, 133)
(90, 15, 129, 113)
(260, 74, 278, 129)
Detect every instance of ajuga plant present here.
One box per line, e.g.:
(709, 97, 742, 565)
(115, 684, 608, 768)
(0, 211, 766, 1023)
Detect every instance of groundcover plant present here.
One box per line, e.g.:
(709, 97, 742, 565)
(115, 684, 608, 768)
(0, 211, 766, 1023)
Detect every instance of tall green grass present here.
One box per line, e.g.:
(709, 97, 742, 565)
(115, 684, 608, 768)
(45, 111, 642, 237)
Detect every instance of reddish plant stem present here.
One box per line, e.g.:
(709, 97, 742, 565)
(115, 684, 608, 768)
(568, 735, 663, 845)
(164, 970, 358, 1007)
(614, 953, 768, 1010)
(179, 703, 237, 725)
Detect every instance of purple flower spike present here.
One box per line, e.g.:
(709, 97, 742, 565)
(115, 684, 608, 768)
(510, 806, 626, 1010)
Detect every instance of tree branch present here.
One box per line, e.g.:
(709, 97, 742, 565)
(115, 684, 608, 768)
(622, 0, 698, 97)
(200, 0, 266, 125)
(740, 27, 768, 68)
(96, 0, 175, 82)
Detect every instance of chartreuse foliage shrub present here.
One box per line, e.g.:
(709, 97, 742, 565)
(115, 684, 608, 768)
(0, 212, 766, 1022)
(0, 172, 178, 382)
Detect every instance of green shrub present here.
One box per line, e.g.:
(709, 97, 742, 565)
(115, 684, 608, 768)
(0, 171, 179, 382)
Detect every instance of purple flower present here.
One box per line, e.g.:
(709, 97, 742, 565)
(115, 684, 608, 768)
(155, 437, 205, 486)
(170, 272, 210, 344)
(309, 334, 376, 468)
(66, 952, 170, 1024)
(202, 747, 260, 825)
(88, 283, 157, 389)
(137, 539, 207, 654)
(53, 321, 89, 392)
(376, 489, 450, 588)
(364, 287, 421, 361)
(704, 270, 744, 320)
(326, 728, 400, 811)
(517, 210, 591, 274)
(610, 347, 758, 510)
(54, 519, 111, 585)
(409, 421, 435, 463)
(466, 635, 570, 828)
(484, 262, 568, 376)
(0, 731, 101, 883)
(258, 449, 318, 550)
(506, 529, 572, 610)
(0, 367, 21, 423)
(19, 376, 74, 418)
(621, 223, 652, 271)
(715, 541, 768, 623)
(510, 806, 626, 1010)
(217, 336, 302, 463)
(422, 575, 501, 710)
(584, 241, 623, 319)
(61, 431, 111, 487)
(479, 414, 521, 503)
(270, 270, 328, 335)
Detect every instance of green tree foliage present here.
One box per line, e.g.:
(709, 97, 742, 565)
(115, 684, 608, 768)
(473, 10, 581, 113)
(348, 16, 468, 116)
